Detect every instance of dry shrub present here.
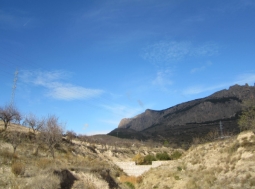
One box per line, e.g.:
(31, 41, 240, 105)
(24, 173, 60, 189)
(36, 158, 53, 169)
(74, 172, 109, 189)
(0, 148, 13, 159)
(72, 180, 97, 189)
(11, 162, 25, 176)
(228, 142, 240, 154)
(120, 175, 143, 185)
(132, 153, 144, 165)
(186, 179, 199, 189)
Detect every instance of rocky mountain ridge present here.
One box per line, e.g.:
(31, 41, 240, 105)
(109, 84, 255, 144)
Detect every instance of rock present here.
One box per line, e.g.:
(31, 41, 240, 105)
(109, 84, 255, 144)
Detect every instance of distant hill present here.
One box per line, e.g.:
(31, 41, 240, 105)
(108, 84, 255, 145)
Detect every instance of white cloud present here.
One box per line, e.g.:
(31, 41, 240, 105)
(152, 70, 173, 89)
(143, 41, 218, 64)
(20, 70, 104, 100)
(47, 84, 103, 100)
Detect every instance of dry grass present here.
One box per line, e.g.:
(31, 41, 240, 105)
(1, 122, 255, 189)
(36, 158, 54, 169)
(120, 175, 143, 185)
(11, 161, 25, 176)
(136, 131, 255, 189)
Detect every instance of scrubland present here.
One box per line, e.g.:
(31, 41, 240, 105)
(137, 131, 255, 189)
(0, 121, 255, 189)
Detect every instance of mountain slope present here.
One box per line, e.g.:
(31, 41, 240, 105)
(108, 84, 255, 145)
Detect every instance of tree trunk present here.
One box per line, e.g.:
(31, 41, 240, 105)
(50, 146, 55, 159)
(4, 122, 8, 130)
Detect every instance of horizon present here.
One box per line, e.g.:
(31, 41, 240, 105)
(1, 1, 255, 135)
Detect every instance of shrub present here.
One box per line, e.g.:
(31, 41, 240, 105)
(156, 152, 170, 160)
(143, 154, 156, 165)
(25, 173, 60, 189)
(36, 158, 54, 169)
(228, 142, 240, 154)
(0, 148, 13, 159)
(163, 140, 169, 147)
(238, 99, 255, 131)
(170, 150, 182, 160)
(132, 153, 144, 165)
(125, 182, 135, 189)
(11, 162, 25, 176)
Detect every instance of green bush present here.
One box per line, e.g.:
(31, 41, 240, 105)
(156, 152, 171, 160)
(143, 154, 156, 165)
(125, 181, 135, 189)
(170, 150, 182, 160)
(238, 99, 255, 131)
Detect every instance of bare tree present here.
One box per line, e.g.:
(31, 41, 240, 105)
(0, 104, 21, 130)
(40, 115, 64, 158)
(23, 113, 45, 134)
(66, 130, 76, 143)
(7, 131, 22, 159)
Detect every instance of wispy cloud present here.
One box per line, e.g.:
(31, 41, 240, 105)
(20, 70, 104, 100)
(85, 130, 110, 136)
(183, 84, 226, 95)
(101, 104, 142, 118)
(137, 99, 144, 108)
(0, 9, 34, 29)
(99, 103, 143, 128)
(183, 73, 255, 95)
(152, 70, 173, 89)
(190, 61, 212, 74)
(142, 41, 218, 64)
(235, 73, 255, 85)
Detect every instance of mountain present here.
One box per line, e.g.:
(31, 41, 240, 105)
(108, 84, 255, 145)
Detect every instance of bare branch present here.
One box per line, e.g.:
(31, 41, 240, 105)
(23, 114, 45, 133)
(0, 104, 22, 130)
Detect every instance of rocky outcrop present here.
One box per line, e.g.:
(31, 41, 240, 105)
(117, 84, 255, 132)
(109, 84, 255, 144)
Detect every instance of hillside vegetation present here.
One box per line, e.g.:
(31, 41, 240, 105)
(1, 120, 255, 189)
(137, 131, 255, 189)
(1, 93, 255, 189)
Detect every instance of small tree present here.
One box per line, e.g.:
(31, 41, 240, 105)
(0, 104, 21, 130)
(23, 113, 45, 134)
(40, 115, 64, 158)
(7, 131, 22, 159)
(66, 130, 76, 143)
(238, 99, 255, 131)
(132, 153, 144, 165)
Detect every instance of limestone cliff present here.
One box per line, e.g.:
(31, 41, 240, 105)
(109, 84, 255, 143)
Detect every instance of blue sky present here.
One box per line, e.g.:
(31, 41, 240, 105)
(1, 0, 255, 135)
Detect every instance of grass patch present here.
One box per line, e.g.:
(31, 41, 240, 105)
(125, 181, 135, 189)
(120, 175, 143, 185)
(170, 150, 182, 160)
(36, 158, 54, 169)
